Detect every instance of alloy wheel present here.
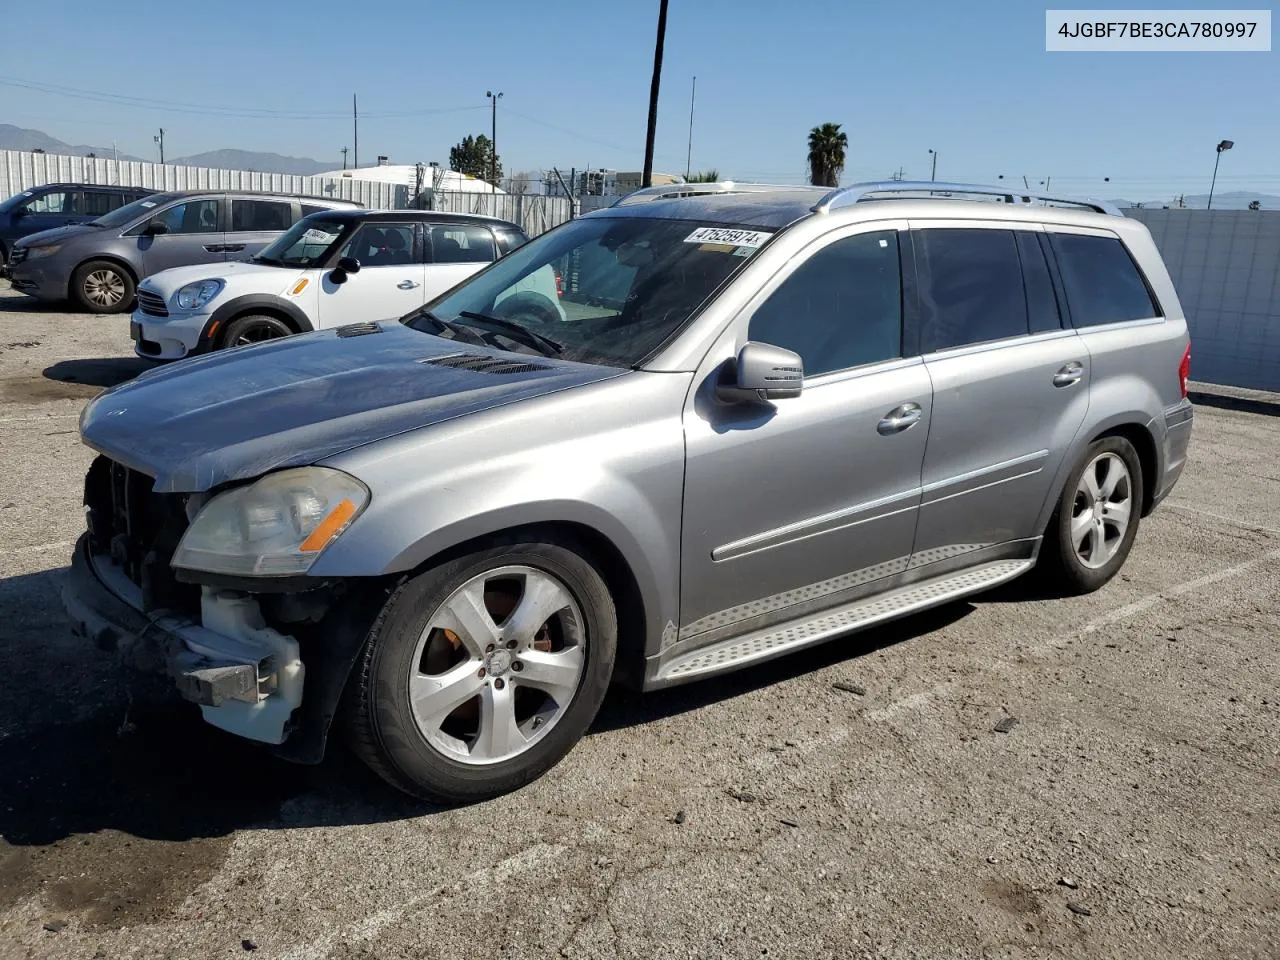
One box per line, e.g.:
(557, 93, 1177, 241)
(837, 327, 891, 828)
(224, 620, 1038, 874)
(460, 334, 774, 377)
(84, 269, 126, 307)
(1071, 452, 1133, 569)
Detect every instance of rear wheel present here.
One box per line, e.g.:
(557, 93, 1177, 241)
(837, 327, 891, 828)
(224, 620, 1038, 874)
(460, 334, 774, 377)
(1039, 436, 1144, 594)
(71, 260, 135, 313)
(221, 314, 293, 349)
(346, 536, 617, 803)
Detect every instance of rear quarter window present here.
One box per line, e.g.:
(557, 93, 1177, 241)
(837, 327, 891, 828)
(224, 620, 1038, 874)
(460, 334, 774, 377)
(1048, 233, 1160, 327)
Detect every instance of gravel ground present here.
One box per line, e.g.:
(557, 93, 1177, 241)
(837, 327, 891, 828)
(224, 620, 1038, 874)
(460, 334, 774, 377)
(0, 279, 1277, 960)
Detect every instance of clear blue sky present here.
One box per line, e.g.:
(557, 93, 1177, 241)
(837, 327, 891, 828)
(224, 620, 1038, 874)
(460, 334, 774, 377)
(2, 0, 1276, 202)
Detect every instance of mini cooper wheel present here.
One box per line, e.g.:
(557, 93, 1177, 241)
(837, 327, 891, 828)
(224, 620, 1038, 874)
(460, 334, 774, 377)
(346, 537, 617, 803)
(71, 260, 135, 314)
(1041, 436, 1144, 594)
(221, 314, 294, 349)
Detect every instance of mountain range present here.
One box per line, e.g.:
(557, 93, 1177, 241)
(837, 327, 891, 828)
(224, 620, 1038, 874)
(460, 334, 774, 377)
(0, 124, 332, 175)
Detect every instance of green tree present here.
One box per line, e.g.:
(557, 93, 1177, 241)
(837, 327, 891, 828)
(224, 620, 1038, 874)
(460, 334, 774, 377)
(1249, 199, 1262, 210)
(686, 169, 720, 183)
(807, 123, 848, 188)
(449, 134, 503, 186)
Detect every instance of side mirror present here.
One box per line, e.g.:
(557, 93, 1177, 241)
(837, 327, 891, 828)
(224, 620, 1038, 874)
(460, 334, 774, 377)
(143, 218, 169, 235)
(10, 207, 26, 219)
(715, 342, 804, 404)
(330, 255, 361, 285)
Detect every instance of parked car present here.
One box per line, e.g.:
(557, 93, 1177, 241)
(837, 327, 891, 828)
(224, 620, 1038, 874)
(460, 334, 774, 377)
(62, 180, 1193, 804)
(0, 183, 153, 273)
(7, 190, 362, 313)
(130, 209, 545, 359)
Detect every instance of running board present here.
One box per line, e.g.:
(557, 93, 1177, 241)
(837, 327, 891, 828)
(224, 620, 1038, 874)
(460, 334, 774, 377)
(655, 559, 1033, 685)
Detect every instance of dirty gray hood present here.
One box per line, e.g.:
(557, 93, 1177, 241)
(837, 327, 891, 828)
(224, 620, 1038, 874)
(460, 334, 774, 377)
(79, 322, 622, 492)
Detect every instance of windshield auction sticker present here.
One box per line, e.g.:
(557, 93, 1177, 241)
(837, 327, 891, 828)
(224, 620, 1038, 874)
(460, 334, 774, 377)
(684, 227, 773, 248)
(1046, 10, 1271, 50)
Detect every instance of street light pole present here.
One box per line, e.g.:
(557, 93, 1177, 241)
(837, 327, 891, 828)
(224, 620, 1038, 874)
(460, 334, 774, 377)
(486, 90, 503, 192)
(642, 0, 670, 188)
(1207, 139, 1234, 210)
(928, 148, 937, 181)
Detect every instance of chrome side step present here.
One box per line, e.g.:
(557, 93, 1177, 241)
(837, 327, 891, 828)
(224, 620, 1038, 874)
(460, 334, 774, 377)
(654, 559, 1033, 685)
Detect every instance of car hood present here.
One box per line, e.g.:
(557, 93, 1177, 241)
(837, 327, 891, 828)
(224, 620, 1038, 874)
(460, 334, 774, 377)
(12, 223, 98, 248)
(79, 322, 624, 493)
(141, 259, 302, 296)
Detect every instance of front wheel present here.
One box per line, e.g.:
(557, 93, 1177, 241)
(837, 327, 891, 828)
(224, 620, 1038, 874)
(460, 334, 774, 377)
(1039, 436, 1144, 594)
(346, 537, 618, 803)
(71, 260, 135, 313)
(221, 314, 294, 349)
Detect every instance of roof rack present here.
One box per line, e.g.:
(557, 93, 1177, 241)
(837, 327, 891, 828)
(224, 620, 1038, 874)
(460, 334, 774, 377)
(811, 180, 1123, 217)
(610, 181, 814, 206)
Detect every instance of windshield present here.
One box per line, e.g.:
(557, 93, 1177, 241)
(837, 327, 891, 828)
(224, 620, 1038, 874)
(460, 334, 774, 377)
(89, 192, 173, 229)
(406, 216, 773, 366)
(254, 217, 349, 266)
(0, 190, 36, 214)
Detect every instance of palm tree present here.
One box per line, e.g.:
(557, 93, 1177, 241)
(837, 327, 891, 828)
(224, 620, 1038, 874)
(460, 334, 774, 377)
(807, 123, 848, 187)
(686, 169, 720, 183)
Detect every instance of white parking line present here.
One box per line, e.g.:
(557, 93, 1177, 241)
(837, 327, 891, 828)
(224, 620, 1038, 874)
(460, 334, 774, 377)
(1162, 500, 1280, 537)
(0, 414, 79, 424)
(0, 539, 76, 558)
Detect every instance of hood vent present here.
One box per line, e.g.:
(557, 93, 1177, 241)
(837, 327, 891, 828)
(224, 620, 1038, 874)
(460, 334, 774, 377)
(420, 353, 549, 375)
(336, 321, 383, 338)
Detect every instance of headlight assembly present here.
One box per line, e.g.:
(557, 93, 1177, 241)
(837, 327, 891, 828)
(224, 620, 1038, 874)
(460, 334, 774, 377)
(172, 467, 369, 576)
(176, 278, 224, 310)
(25, 244, 63, 260)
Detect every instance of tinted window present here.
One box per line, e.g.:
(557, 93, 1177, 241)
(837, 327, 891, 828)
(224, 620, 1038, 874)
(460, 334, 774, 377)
(341, 223, 417, 266)
(916, 228, 1027, 352)
(495, 229, 528, 255)
(156, 199, 220, 234)
(23, 190, 76, 214)
(300, 203, 329, 218)
(231, 199, 292, 232)
(1016, 232, 1062, 333)
(1050, 233, 1159, 327)
(81, 191, 121, 217)
(749, 230, 903, 377)
(430, 224, 496, 263)
(89, 192, 179, 229)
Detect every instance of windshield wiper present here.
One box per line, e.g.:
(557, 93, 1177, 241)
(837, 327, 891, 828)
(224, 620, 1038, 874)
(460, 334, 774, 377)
(251, 254, 283, 266)
(411, 310, 490, 346)
(457, 311, 563, 357)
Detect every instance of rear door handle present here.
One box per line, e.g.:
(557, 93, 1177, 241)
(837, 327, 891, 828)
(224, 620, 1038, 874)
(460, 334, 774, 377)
(1053, 361, 1084, 387)
(397, 280, 420, 290)
(877, 402, 922, 435)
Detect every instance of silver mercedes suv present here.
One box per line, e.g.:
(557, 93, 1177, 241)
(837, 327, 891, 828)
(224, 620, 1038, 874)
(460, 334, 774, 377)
(62, 181, 1194, 803)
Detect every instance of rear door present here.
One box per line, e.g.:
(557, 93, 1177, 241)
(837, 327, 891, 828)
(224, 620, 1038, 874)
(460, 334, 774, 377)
(317, 220, 425, 327)
(424, 222, 497, 297)
(908, 221, 1089, 568)
(134, 196, 225, 275)
(225, 197, 295, 261)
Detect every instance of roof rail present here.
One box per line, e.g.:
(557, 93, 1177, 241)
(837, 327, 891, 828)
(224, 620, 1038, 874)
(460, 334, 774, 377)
(811, 180, 1123, 217)
(611, 181, 814, 207)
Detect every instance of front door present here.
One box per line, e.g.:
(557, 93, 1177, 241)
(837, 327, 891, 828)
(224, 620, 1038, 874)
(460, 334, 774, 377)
(15, 188, 86, 235)
(424, 222, 496, 297)
(908, 223, 1090, 566)
(317, 221, 426, 328)
(679, 224, 931, 644)
(136, 197, 225, 276)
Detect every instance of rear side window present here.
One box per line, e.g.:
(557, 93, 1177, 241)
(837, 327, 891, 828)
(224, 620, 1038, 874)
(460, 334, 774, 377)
(1049, 233, 1160, 327)
(1016, 232, 1062, 334)
(300, 203, 330, 218)
(231, 199, 292, 232)
(495, 229, 528, 255)
(748, 229, 903, 377)
(430, 224, 496, 263)
(915, 228, 1027, 352)
(82, 191, 118, 216)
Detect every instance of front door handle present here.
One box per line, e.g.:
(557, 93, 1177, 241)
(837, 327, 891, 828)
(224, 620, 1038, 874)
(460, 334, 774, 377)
(203, 244, 224, 253)
(1053, 361, 1084, 387)
(397, 280, 420, 290)
(877, 402, 922, 435)
(222, 244, 245, 253)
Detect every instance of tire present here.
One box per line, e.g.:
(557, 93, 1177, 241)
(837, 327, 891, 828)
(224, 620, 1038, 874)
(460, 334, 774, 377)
(346, 535, 618, 803)
(71, 260, 135, 314)
(1039, 436, 1144, 595)
(221, 314, 294, 349)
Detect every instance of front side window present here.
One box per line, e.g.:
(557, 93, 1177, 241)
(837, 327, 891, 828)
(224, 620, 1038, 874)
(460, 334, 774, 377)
(407, 215, 771, 367)
(341, 223, 417, 266)
(430, 224, 496, 263)
(1049, 233, 1160, 327)
(23, 190, 76, 215)
(255, 218, 348, 267)
(748, 230, 903, 377)
(231, 199, 292, 232)
(915, 228, 1028, 352)
(156, 199, 220, 234)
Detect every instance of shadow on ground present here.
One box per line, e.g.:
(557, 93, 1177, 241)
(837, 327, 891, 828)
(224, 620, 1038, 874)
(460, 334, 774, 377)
(1190, 390, 1280, 419)
(43, 357, 156, 390)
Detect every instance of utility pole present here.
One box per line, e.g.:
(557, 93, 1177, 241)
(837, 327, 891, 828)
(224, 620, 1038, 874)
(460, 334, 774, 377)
(890, 166, 905, 181)
(685, 75, 696, 180)
(641, 0, 669, 188)
(1207, 139, 1234, 210)
(486, 90, 503, 192)
(154, 128, 165, 164)
(353, 94, 359, 169)
(341, 146, 349, 170)
(928, 148, 937, 182)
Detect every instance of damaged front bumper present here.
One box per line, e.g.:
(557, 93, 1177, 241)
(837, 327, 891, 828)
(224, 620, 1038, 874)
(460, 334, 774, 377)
(63, 533, 307, 747)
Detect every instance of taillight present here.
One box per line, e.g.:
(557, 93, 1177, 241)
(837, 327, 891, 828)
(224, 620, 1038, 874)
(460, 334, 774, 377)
(1178, 342, 1191, 398)
(553, 268, 564, 298)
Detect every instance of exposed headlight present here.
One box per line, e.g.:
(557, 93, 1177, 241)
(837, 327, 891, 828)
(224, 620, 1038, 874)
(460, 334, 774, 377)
(172, 467, 369, 576)
(25, 244, 62, 260)
(176, 278, 224, 310)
